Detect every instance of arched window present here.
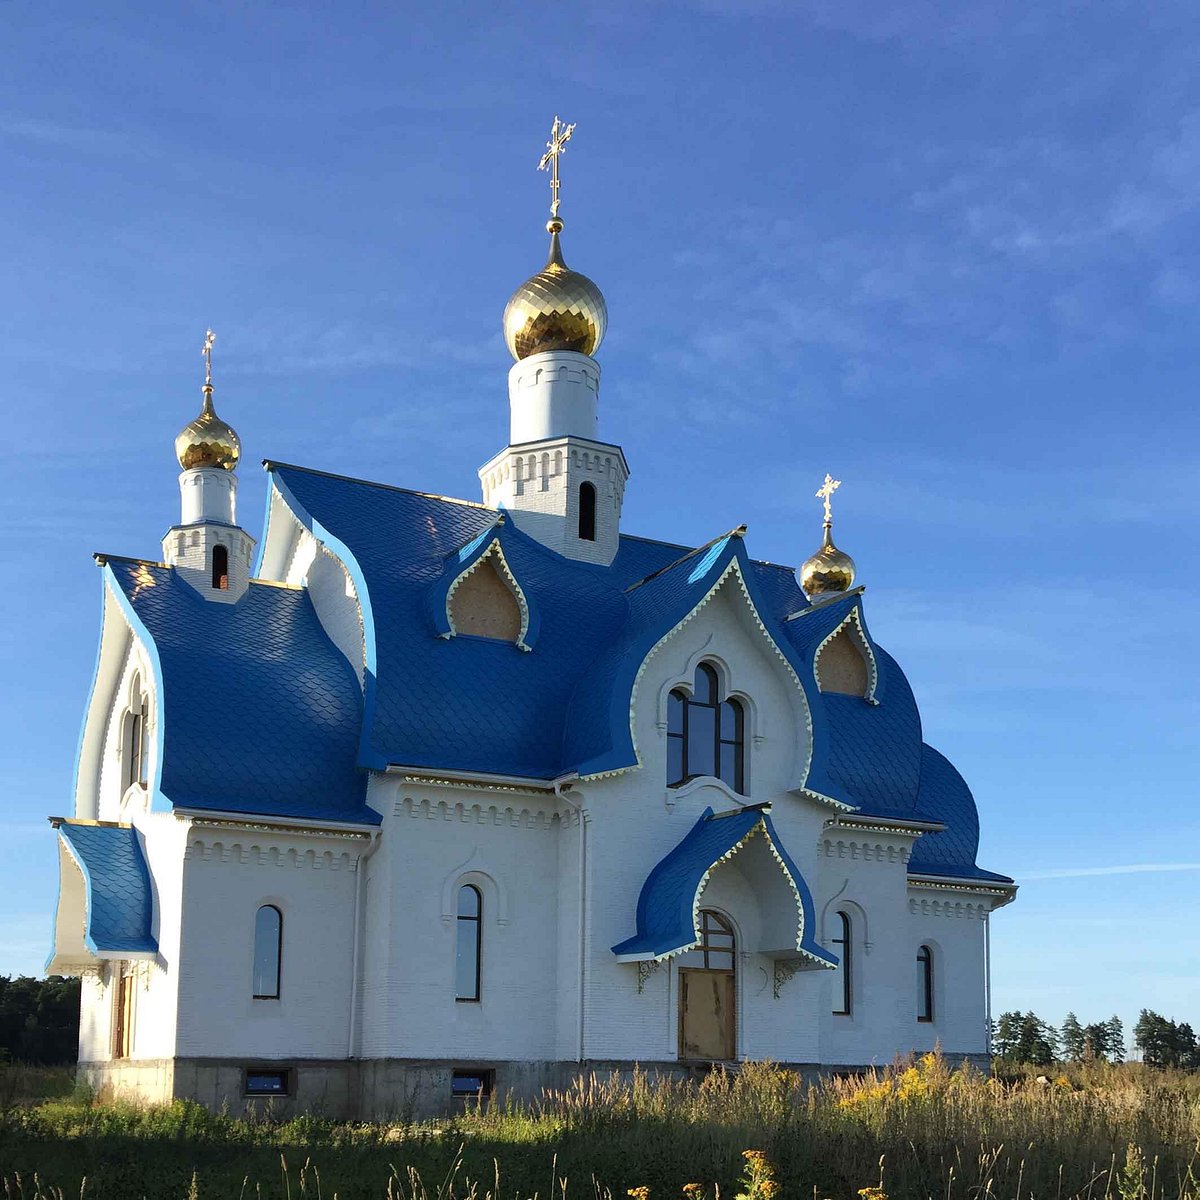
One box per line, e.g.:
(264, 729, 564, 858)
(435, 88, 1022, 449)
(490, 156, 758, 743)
(667, 663, 745, 793)
(578, 482, 597, 541)
(456, 884, 482, 1002)
(252, 905, 282, 999)
(831, 911, 852, 1015)
(212, 544, 229, 591)
(697, 909, 736, 970)
(122, 679, 149, 794)
(917, 944, 934, 1023)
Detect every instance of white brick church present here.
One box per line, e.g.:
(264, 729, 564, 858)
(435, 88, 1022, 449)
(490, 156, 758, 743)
(47, 129, 1015, 1116)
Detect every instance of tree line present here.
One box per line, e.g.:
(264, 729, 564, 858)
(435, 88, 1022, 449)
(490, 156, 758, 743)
(0, 976, 81, 1065)
(995, 1010, 1200, 1068)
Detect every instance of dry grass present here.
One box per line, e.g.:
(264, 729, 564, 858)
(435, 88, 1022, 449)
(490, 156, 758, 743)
(1, 1055, 1198, 1199)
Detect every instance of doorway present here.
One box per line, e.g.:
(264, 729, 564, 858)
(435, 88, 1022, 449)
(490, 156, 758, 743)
(678, 909, 736, 1061)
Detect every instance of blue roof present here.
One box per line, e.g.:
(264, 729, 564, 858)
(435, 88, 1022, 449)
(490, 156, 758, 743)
(105, 558, 375, 825)
(612, 806, 836, 964)
(57, 823, 157, 956)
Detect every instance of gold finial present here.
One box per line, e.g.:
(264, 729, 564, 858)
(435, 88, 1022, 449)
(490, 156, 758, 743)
(800, 473, 856, 597)
(538, 115, 576, 227)
(202, 328, 216, 391)
(816, 473, 842, 526)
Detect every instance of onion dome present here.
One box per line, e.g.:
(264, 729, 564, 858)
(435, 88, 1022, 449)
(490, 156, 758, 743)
(800, 523, 856, 597)
(175, 389, 241, 470)
(503, 218, 608, 361)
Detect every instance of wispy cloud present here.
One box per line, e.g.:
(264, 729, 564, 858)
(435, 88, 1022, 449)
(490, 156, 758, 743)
(1022, 864, 1200, 881)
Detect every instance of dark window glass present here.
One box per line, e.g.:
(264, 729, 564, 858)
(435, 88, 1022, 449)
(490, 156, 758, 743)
(917, 945, 934, 1022)
(212, 544, 229, 590)
(698, 909, 736, 970)
(578, 482, 596, 541)
(245, 1070, 290, 1096)
(832, 912, 851, 1015)
(451, 1069, 494, 1106)
(252, 905, 282, 999)
(456, 884, 482, 1001)
(667, 665, 746, 794)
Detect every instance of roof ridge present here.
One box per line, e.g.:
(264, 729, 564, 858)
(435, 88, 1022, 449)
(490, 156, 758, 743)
(624, 525, 746, 594)
(263, 460, 496, 510)
(94, 553, 168, 568)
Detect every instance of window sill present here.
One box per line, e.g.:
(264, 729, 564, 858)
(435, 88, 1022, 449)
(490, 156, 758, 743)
(664, 775, 747, 810)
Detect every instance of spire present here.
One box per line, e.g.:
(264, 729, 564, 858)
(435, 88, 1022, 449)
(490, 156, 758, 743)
(800, 474, 857, 597)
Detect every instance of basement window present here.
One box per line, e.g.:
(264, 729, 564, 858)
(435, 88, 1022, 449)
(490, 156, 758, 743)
(451, 1068, 493, 1107)
(244, 1068, 291, 1097)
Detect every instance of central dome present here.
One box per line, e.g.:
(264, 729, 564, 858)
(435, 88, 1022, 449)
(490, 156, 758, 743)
(175, 389, 241, 471)
(503, 221, 607, 361)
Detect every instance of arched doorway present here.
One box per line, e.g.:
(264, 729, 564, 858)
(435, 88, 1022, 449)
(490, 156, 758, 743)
(678, 909, 736, 1061)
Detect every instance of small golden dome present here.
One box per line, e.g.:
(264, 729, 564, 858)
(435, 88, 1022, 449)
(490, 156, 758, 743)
(800, 524, 856, 597)
(175, 387, 241, 471)
(503, 221, 607, 361)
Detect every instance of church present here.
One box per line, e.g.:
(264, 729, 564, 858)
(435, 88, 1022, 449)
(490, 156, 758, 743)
(47, 122, 1015, 1117)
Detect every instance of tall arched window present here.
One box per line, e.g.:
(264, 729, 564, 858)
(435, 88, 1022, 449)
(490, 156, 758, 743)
(252, 905, 282, 999)
(917, 944, 934, 1023)
(456, 884, 482, 1002)
(578, 482, 597, 541)
(667, 663, 745, 793)
(212, 544, 229, 590)
(831, 911, 852, 1015)
(122, 679, 149, 794)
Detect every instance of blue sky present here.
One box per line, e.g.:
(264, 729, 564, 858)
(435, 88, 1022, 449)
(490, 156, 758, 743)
(2, 1, 1197, 1042)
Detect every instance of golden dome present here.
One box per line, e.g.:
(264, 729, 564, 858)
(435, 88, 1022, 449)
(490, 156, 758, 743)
(175, 387, 241, 471)
(800, 524, 856, 597)
(503, 220, 607, 361)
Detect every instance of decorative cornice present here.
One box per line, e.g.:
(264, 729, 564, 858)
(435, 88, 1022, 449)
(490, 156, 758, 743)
(820, 835, 912, 865)
(395, 795, 563, 830)
(185, 838, 360, 870)
(179, 812, 374, 841)
(907, 895, 992, 919)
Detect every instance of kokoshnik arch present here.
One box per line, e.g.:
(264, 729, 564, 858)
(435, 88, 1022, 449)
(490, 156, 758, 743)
(46, 120, 1015, 1117)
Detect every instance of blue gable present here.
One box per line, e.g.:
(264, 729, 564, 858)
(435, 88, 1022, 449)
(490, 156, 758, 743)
(55, 823, 157, 958)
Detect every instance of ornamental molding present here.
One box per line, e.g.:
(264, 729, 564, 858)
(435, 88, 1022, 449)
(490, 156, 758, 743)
(395, 795, 562, 831)
(184, 815, 372, 842)
(185, 838, 359, 871)
(773, 958, 804, 998)
(907, 896, 991, 920)
(820, 836, 911, 865)
(813, 607, 879, 704)
(443, 538, 532, 652)
(636, 959, 662, 993)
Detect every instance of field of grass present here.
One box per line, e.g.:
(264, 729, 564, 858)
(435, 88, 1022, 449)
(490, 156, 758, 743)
(2, 1055, 1199, 1200)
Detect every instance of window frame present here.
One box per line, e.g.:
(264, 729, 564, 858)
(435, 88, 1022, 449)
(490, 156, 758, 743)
(212, 544, 230, 590)
(252, 904, 283, 1001)
(244, 1067, 292, 1097)
(451, 1067, 494, 1107)
(667, 664, 746, 793)
(455, 884, 483, 1003)
(578, 481, 597, 541)
(831, 911, 852, 1016)
(697, 908, 736, 971)
(917, 944, 934, 1023)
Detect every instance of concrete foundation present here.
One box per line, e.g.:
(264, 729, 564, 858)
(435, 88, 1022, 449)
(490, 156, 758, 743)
(79, 1052, 994, 1119)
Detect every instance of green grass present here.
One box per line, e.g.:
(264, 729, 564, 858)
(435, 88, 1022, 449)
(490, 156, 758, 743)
(1, 1055, 1199, 1200)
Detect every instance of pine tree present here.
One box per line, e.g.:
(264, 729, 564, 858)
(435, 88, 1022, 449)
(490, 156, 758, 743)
(1061, 1012, 1085, 1062)
(994, 1011, 1023, 1059)
(1106, 1015, 1126, 1063)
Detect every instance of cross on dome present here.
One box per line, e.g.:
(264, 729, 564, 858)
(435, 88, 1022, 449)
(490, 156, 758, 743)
(816, 473, 841, 526)
(538, 116, 575, 223)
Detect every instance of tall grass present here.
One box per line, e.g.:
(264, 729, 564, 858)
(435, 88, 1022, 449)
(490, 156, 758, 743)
(1, 1054, 1199, 1199)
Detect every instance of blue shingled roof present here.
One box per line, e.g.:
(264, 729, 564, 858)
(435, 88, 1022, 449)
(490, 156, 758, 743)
(105, 559, 375, 825)
(612, 806, 836, 964)
(57, 823, 157, 956)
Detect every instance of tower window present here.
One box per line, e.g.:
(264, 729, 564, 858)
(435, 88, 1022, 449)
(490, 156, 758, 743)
(456, 884, 482, 1002)
(212, 545, 229, 591)
(917, 944, 934, 1022)
(667, 663, 746, 793)
(832, 911, 852, 1016)
(578, 482, 597, 541)
(252, 905, 282, 1000)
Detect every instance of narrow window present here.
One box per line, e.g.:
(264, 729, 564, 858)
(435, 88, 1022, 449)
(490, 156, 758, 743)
(917, 945, 934, 1023)
(252, 905, 282, 999)
(578, 482, 597, 541)
(667, 663, 746, 794)
(124, 706, 147, 793)
(456, 884, 482, 1002)
(212, 544, 229, 590)
(832, 912, 852, 1015)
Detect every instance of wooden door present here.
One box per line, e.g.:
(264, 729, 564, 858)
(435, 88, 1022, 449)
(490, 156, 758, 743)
(678, 968, 735, 1061)
(114, 973, 133, 1059)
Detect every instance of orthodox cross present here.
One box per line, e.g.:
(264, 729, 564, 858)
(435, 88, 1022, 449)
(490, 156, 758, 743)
(202, 329, 216, 389)
(816, 473, 842, 525)
(537, 116, 576, 220)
